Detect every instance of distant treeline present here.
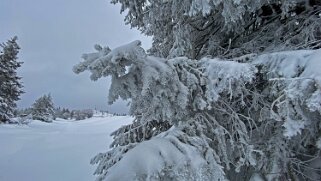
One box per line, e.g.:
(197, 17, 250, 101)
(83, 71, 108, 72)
(15, 107, 127, 121)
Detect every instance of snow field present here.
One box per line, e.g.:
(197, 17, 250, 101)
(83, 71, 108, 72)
(0, 116, 133, 181)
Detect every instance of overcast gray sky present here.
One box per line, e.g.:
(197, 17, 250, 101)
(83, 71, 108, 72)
(0, 0, 152, 113)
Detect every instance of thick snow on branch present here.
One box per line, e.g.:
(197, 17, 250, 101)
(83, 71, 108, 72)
(254, 49, 321, 138)
(99, 128, 225, 181)
(74, 41, 321, 180)
(73, 40, 146, 80)
(201, 58, 257, 102)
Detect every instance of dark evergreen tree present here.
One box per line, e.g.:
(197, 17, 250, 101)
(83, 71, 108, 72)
(0, 36, 24, 123)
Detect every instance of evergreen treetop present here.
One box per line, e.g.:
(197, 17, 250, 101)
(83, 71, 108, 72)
(113, 0, 321, 58)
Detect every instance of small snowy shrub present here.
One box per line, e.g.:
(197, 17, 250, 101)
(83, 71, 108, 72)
(31, 94, 55, 123)
(8, 115, 32, 125)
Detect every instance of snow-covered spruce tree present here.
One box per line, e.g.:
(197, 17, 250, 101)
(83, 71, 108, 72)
(31, 94, 55, 122)
(74, 1, 321, 180)
(111, 0, 321, 59)
(0, 36, 24, 123)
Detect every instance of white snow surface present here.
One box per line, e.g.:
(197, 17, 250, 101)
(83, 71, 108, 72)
(0, 116, 133, 181)
(105, 128, 223, 181)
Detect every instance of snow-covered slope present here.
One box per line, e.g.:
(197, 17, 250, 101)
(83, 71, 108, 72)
(0, 116, 133, 181)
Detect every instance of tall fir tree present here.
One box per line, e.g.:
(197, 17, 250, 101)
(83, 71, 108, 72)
(0, 36, 24, 123)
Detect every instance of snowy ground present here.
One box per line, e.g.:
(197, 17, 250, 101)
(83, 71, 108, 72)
(0, 116, 133, 181)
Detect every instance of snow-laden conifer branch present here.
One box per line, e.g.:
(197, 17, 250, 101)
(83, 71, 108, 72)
(74, 39, 321, 180)
(76, 1, 321, 179)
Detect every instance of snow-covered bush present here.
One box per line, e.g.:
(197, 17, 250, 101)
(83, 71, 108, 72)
(54, 107, 72, 120)
(62, 110, 71, 120)
(31, 94, 55, 123)
(8, 115, 32, 125)
(74, 41, 321, 180)
(72, 109, 94, 120)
